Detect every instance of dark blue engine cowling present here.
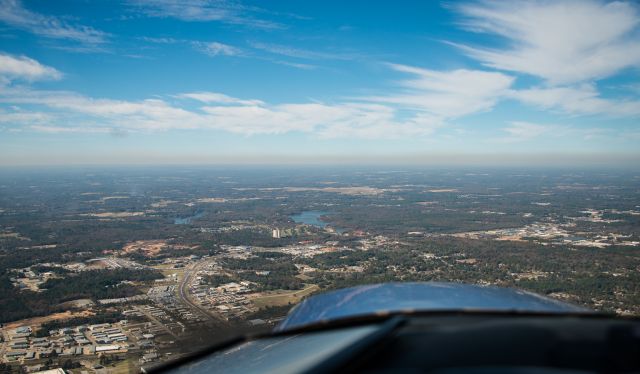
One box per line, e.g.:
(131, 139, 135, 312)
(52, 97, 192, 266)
(276, 282, 590, 332)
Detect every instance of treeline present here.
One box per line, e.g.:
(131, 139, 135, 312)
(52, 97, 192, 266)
(0, 246, 95, 273)
(240, 271, 303, 291)
(215, 255, 304, 291)
(202, 274, 236, 287)
(204, 271, 303, 291)
(0, 269, 162, 323)
(300, 237, 640, 314)
(223, 256, 297, 273)
(208, 229, 296, 248)
(301, 250, 374, 270)
(41, 269, 163, 301)
(31, 265, 70, 275)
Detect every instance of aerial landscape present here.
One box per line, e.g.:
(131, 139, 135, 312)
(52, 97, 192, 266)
(1, 0, 639, 372)
(0, 167, 638, 371)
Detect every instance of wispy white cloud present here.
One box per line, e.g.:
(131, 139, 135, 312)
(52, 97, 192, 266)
(0, 0, 109, 45)
(139, 37, 244, 57)
(138, 36, 180, 44)
(248, 41, 355, 60)
(0, 86, 201, 130)
(140, 37, 319, 68)
(191, 41, 243, 57)
(1, 53, 631, 143)
(27, 125, 110, 134)
(493, 121, 633, 145)
(198, 102, 440, 137)
(0, 53, 62, 82)
(453, 0, 640, 85)
(495, 121, 556, 143)
(0, 77, 439, 138)
(46, 44, 111, 54)
(267, 59, 317, 70)
(509, 84, 640, 117)
(449, 0, 640, 122)
(361, 63, 514, 118)
(127, 0, 283, 30)
(621, 83, 640, 95)
(177, 92, 265, 106)
(0, 56, 516, 138)
(0, 109, 52, 125)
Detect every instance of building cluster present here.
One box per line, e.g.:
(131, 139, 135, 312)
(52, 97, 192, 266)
(146, 285, 206, 324)
(0, 321, 165, 366)
(448, 221, 640, 248)
(1, 323, 126, 363)
(98, 294, 148, 305)
(9, 268, 58, 292)
(161, 255, 204, 269)
(572, 209, 623, 224)
(199, 222, 266, 234)
(190, 280, 255, 320)
(278, 243, 348, 257)
(357, 235, 393, 250)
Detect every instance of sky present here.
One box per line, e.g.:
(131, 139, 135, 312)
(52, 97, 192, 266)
(0, 0, 639, 166)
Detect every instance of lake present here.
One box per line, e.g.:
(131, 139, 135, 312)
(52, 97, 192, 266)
(290, 210, 330, 228)
(291, 210, 346, 233)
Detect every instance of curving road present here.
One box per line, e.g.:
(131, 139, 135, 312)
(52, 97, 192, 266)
(177, 259, 227, 327)
(134, 306, 178, 339)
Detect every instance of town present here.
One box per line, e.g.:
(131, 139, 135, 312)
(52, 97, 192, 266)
(1, 167, 639, 372)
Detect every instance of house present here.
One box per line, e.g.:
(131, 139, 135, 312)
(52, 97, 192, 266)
(141, 352, 159, 363)
(138, 340, 154, 349)
(76, 325, 88, 332)
(247, 319, 266, 327)
(95, 345, 121, 353)
(15, 326, 32, 334)
(5, 350, 26, 358)
(32, 369, 66, 374)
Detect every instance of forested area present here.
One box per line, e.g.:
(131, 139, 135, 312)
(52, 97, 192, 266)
(217, 254, 304, 291)
(0, 269, 162, 323)
(302, 237, 640, 313)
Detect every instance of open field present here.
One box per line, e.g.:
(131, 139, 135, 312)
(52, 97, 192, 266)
(122, 240, 169, 257)
(249, 284, 319, 308)
(4, 310, 95, 330)
(100, 357, 139, 374)
(282, 186, 394, 196)
(152, 264, 184, 279)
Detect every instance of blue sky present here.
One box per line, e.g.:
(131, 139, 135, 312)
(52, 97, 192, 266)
(0, 0, 639, 165)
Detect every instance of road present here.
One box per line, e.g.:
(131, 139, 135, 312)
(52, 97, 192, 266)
(253, 284, 319, 301)
(177, 259, 227, 327)
(133, 306, 178, 339)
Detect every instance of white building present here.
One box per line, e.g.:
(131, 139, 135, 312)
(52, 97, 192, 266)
(272, 228, 281, 238)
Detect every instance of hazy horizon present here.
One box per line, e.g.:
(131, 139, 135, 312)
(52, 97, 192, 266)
(1, 152, 639, 169)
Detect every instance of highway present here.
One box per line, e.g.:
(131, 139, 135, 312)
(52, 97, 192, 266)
(177, 259, 227, 327)
(133, 306, 178, 339)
